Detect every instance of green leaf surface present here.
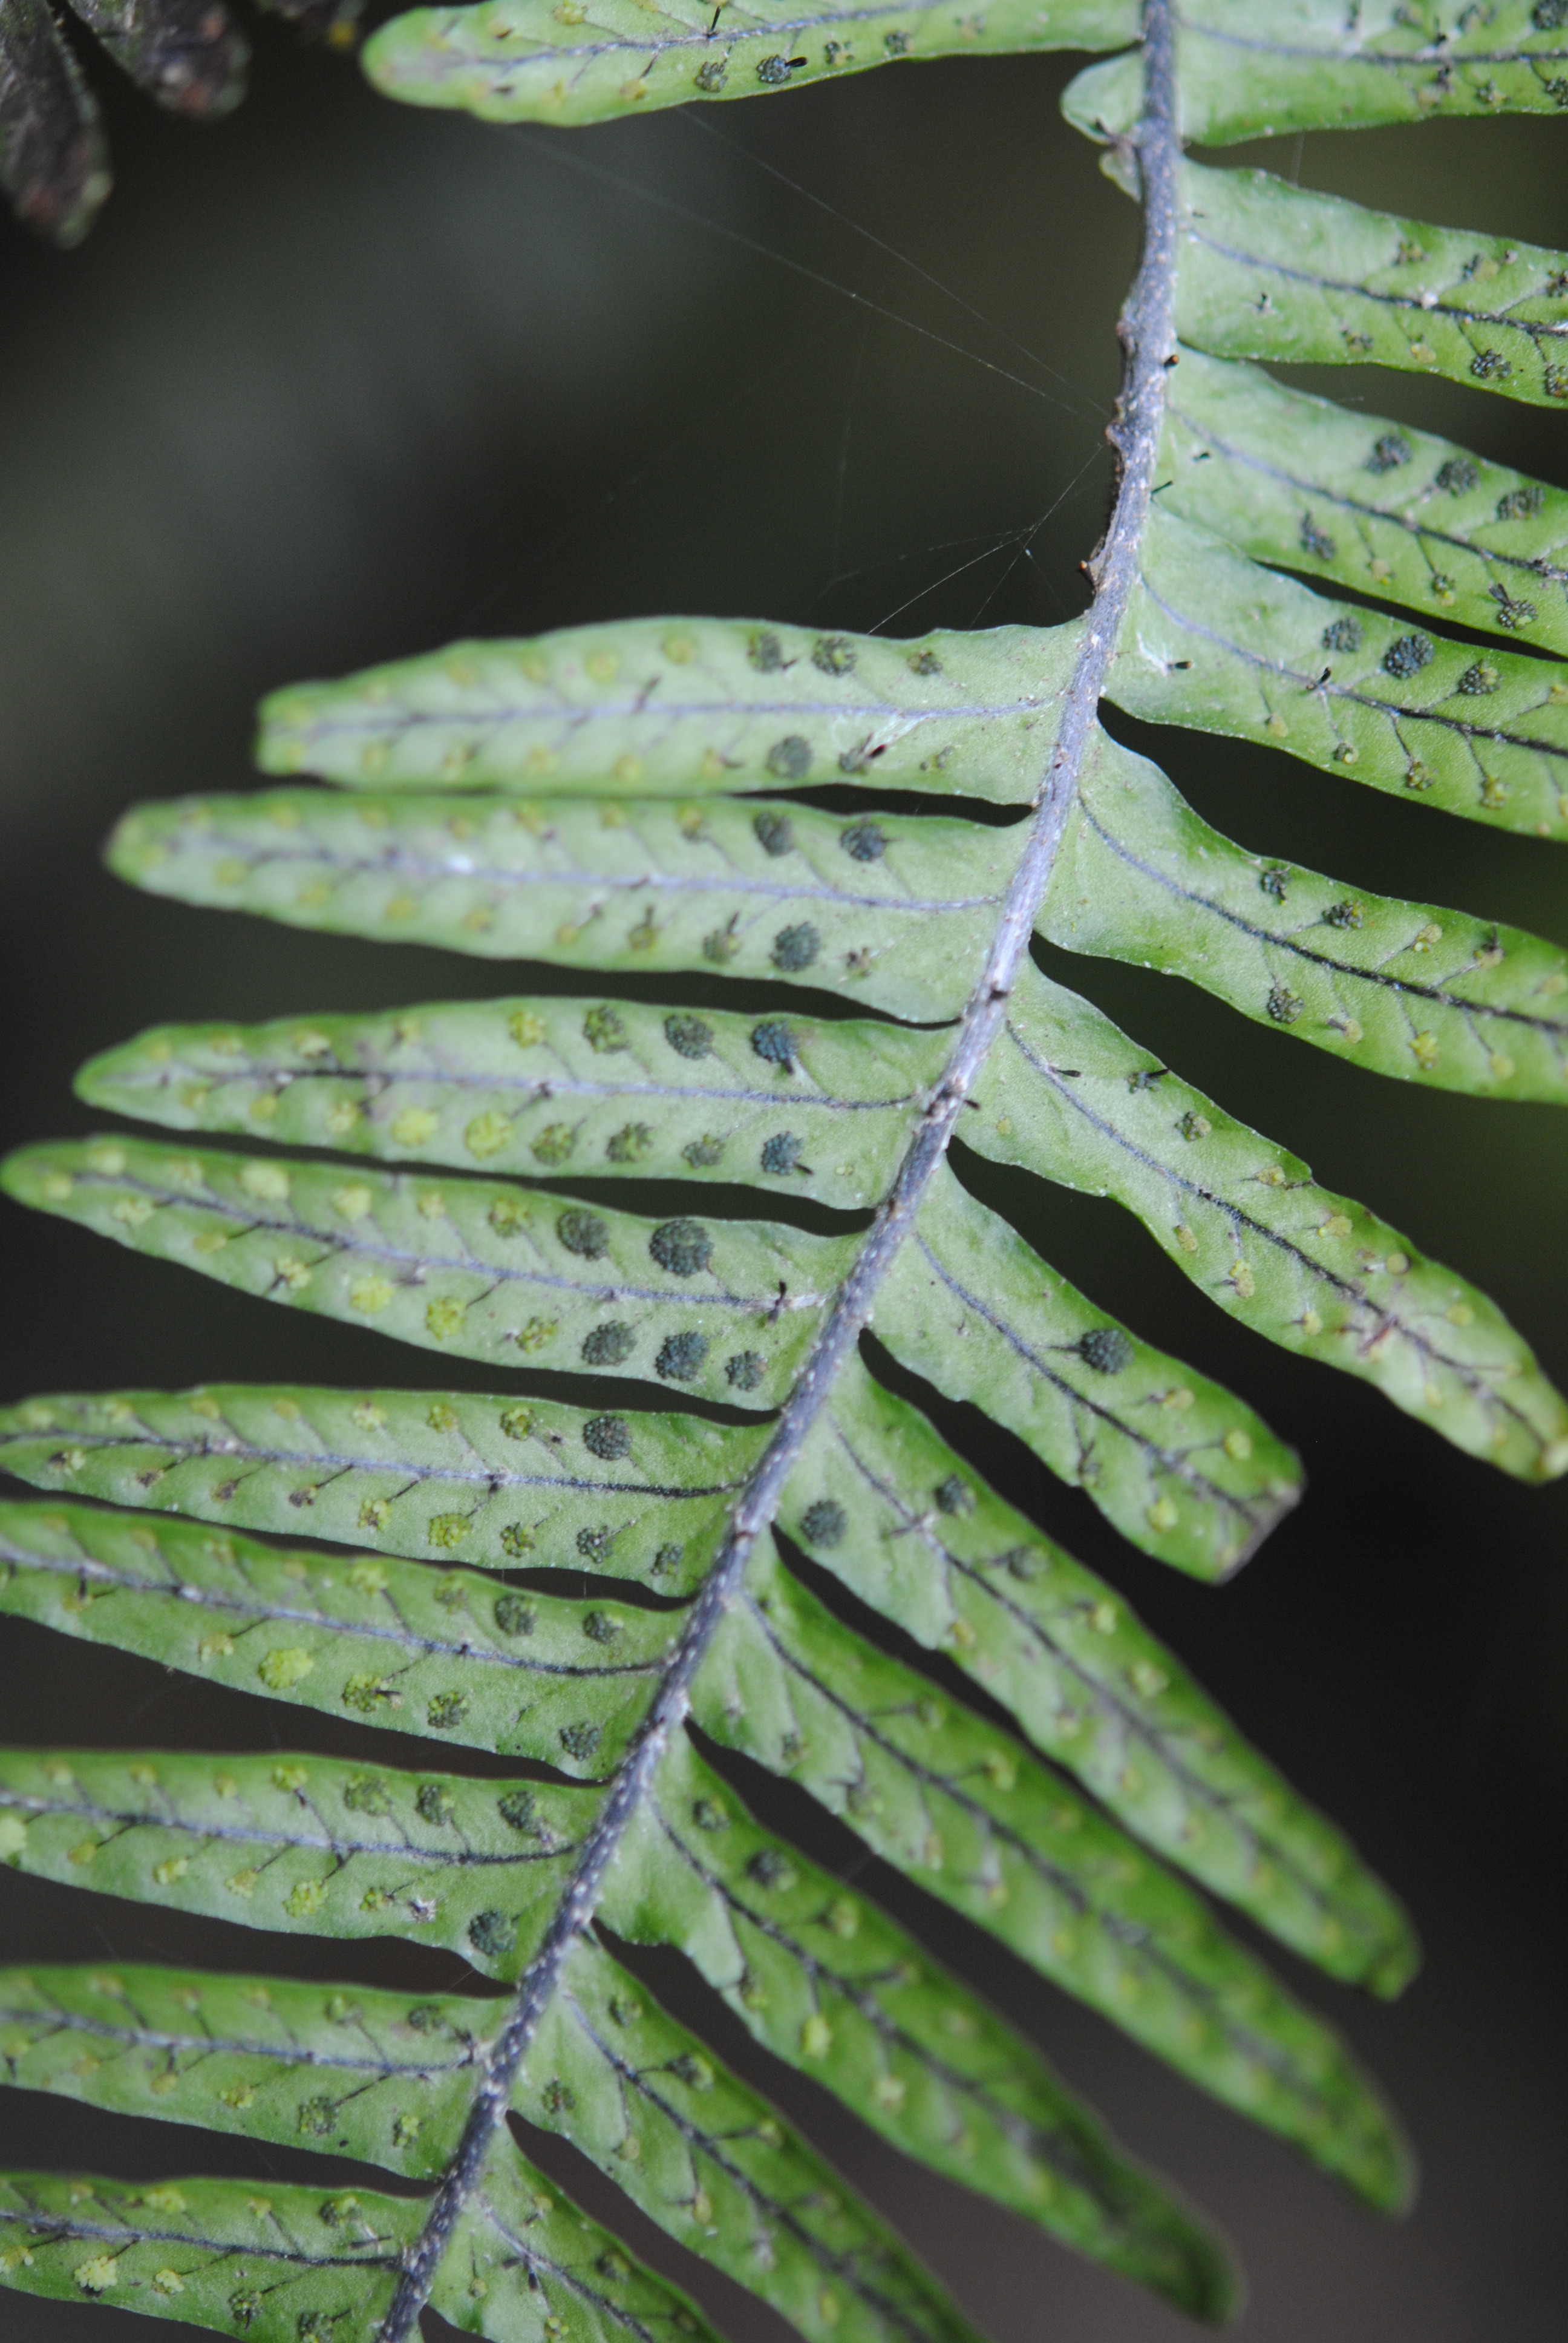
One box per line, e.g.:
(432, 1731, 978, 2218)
(0, 1962, 495, 2178)
(783, 1352, 1421, 1967)
(877, 1164, 1301, 1580)
(1173, 160, 1568, 408)
(1044, 733, 1568, 1100)
(1112, 508, 1568, 838)
(1161, 349, 1568, 658)
(0, 1745, 601, 1979)
(966, 963, 1568, 1479)
(77, 992, 947, 1212)
(0, 1499, 680, 1772)
(0, 1949, 1004, 2343)
(533, 1934, 1169, 2339)
(105, 788, 1021, 1020)
(1065, 1, 1568, 147)
(258, 618, 1074, 802)
(0, 2168, 417, 2336)
(601, 1744, 1241, 2310)
(688, 1573, 1410, 2207)
(0, 20, 1509, 2332)
(434, 2138, 728, 2343)
(718, 1535, 1410, 1994)
(0, 1383, 763, 1592)
(362, 0, 1134, 125)
(1, 1136, 857, 1410)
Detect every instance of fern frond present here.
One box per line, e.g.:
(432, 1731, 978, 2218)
(877, 1164, 1302, 1575)
(1044, 735, 1568, 1099)
(0, 1351, 1404, 1962)
(0, 1380, 762, 1581)
(74, 997, 947, 1208)
(6, 6, 1567, 2338)
(1172, 161, 1568, 406)
(359, 0, 1136, 127)
(970, 966, 1568, 1472)
(1113, 508, 1568, 833)
(103, 788, 1019, 1016)
(1161, 349, 1568, 657)
(1, 1135, 860, 1404)
(1067, 0, 1568, 145)
(255, 619, 1077, 802)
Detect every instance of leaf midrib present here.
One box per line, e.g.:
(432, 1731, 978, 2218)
(372, 8, 1185, 2326)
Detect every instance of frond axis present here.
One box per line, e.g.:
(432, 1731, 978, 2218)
(373, 8, 1183, 2333)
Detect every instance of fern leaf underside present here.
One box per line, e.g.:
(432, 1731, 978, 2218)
(1, 7, 1565, 2343)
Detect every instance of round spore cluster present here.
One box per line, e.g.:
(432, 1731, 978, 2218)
(557, 1208, 610, 1259)
(665, 1014, 713, 1058)
(582, 1322, 636, 1367)
(1382, 633, 1433, 680)
(771, 923, 821, 972)
(1077, 1326, 1134, 1375)
(760, 1133, 804, 1175)
(656, 1331, 709, 1381)
(649, 1218, 713, 1276)
(751, 1020, 797, 1069)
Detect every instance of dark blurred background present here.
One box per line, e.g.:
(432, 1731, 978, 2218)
(0, 28, 1564, 2343)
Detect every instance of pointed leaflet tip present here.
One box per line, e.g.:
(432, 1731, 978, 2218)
(970, 962, 1568, 1481)
(73, 990, 947, 1212)
(0, 1380, 766, 1588)
(253, 614, 1077, 799)
(879, 1162, 1303, 1579)
(360, 0, 1140, 129)
(533, 1935, 1238, 2337)
(1, 1132, 858, 1412)
(1044, 733, 1568, 1114)
(683, 1608, 1411, 2214)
